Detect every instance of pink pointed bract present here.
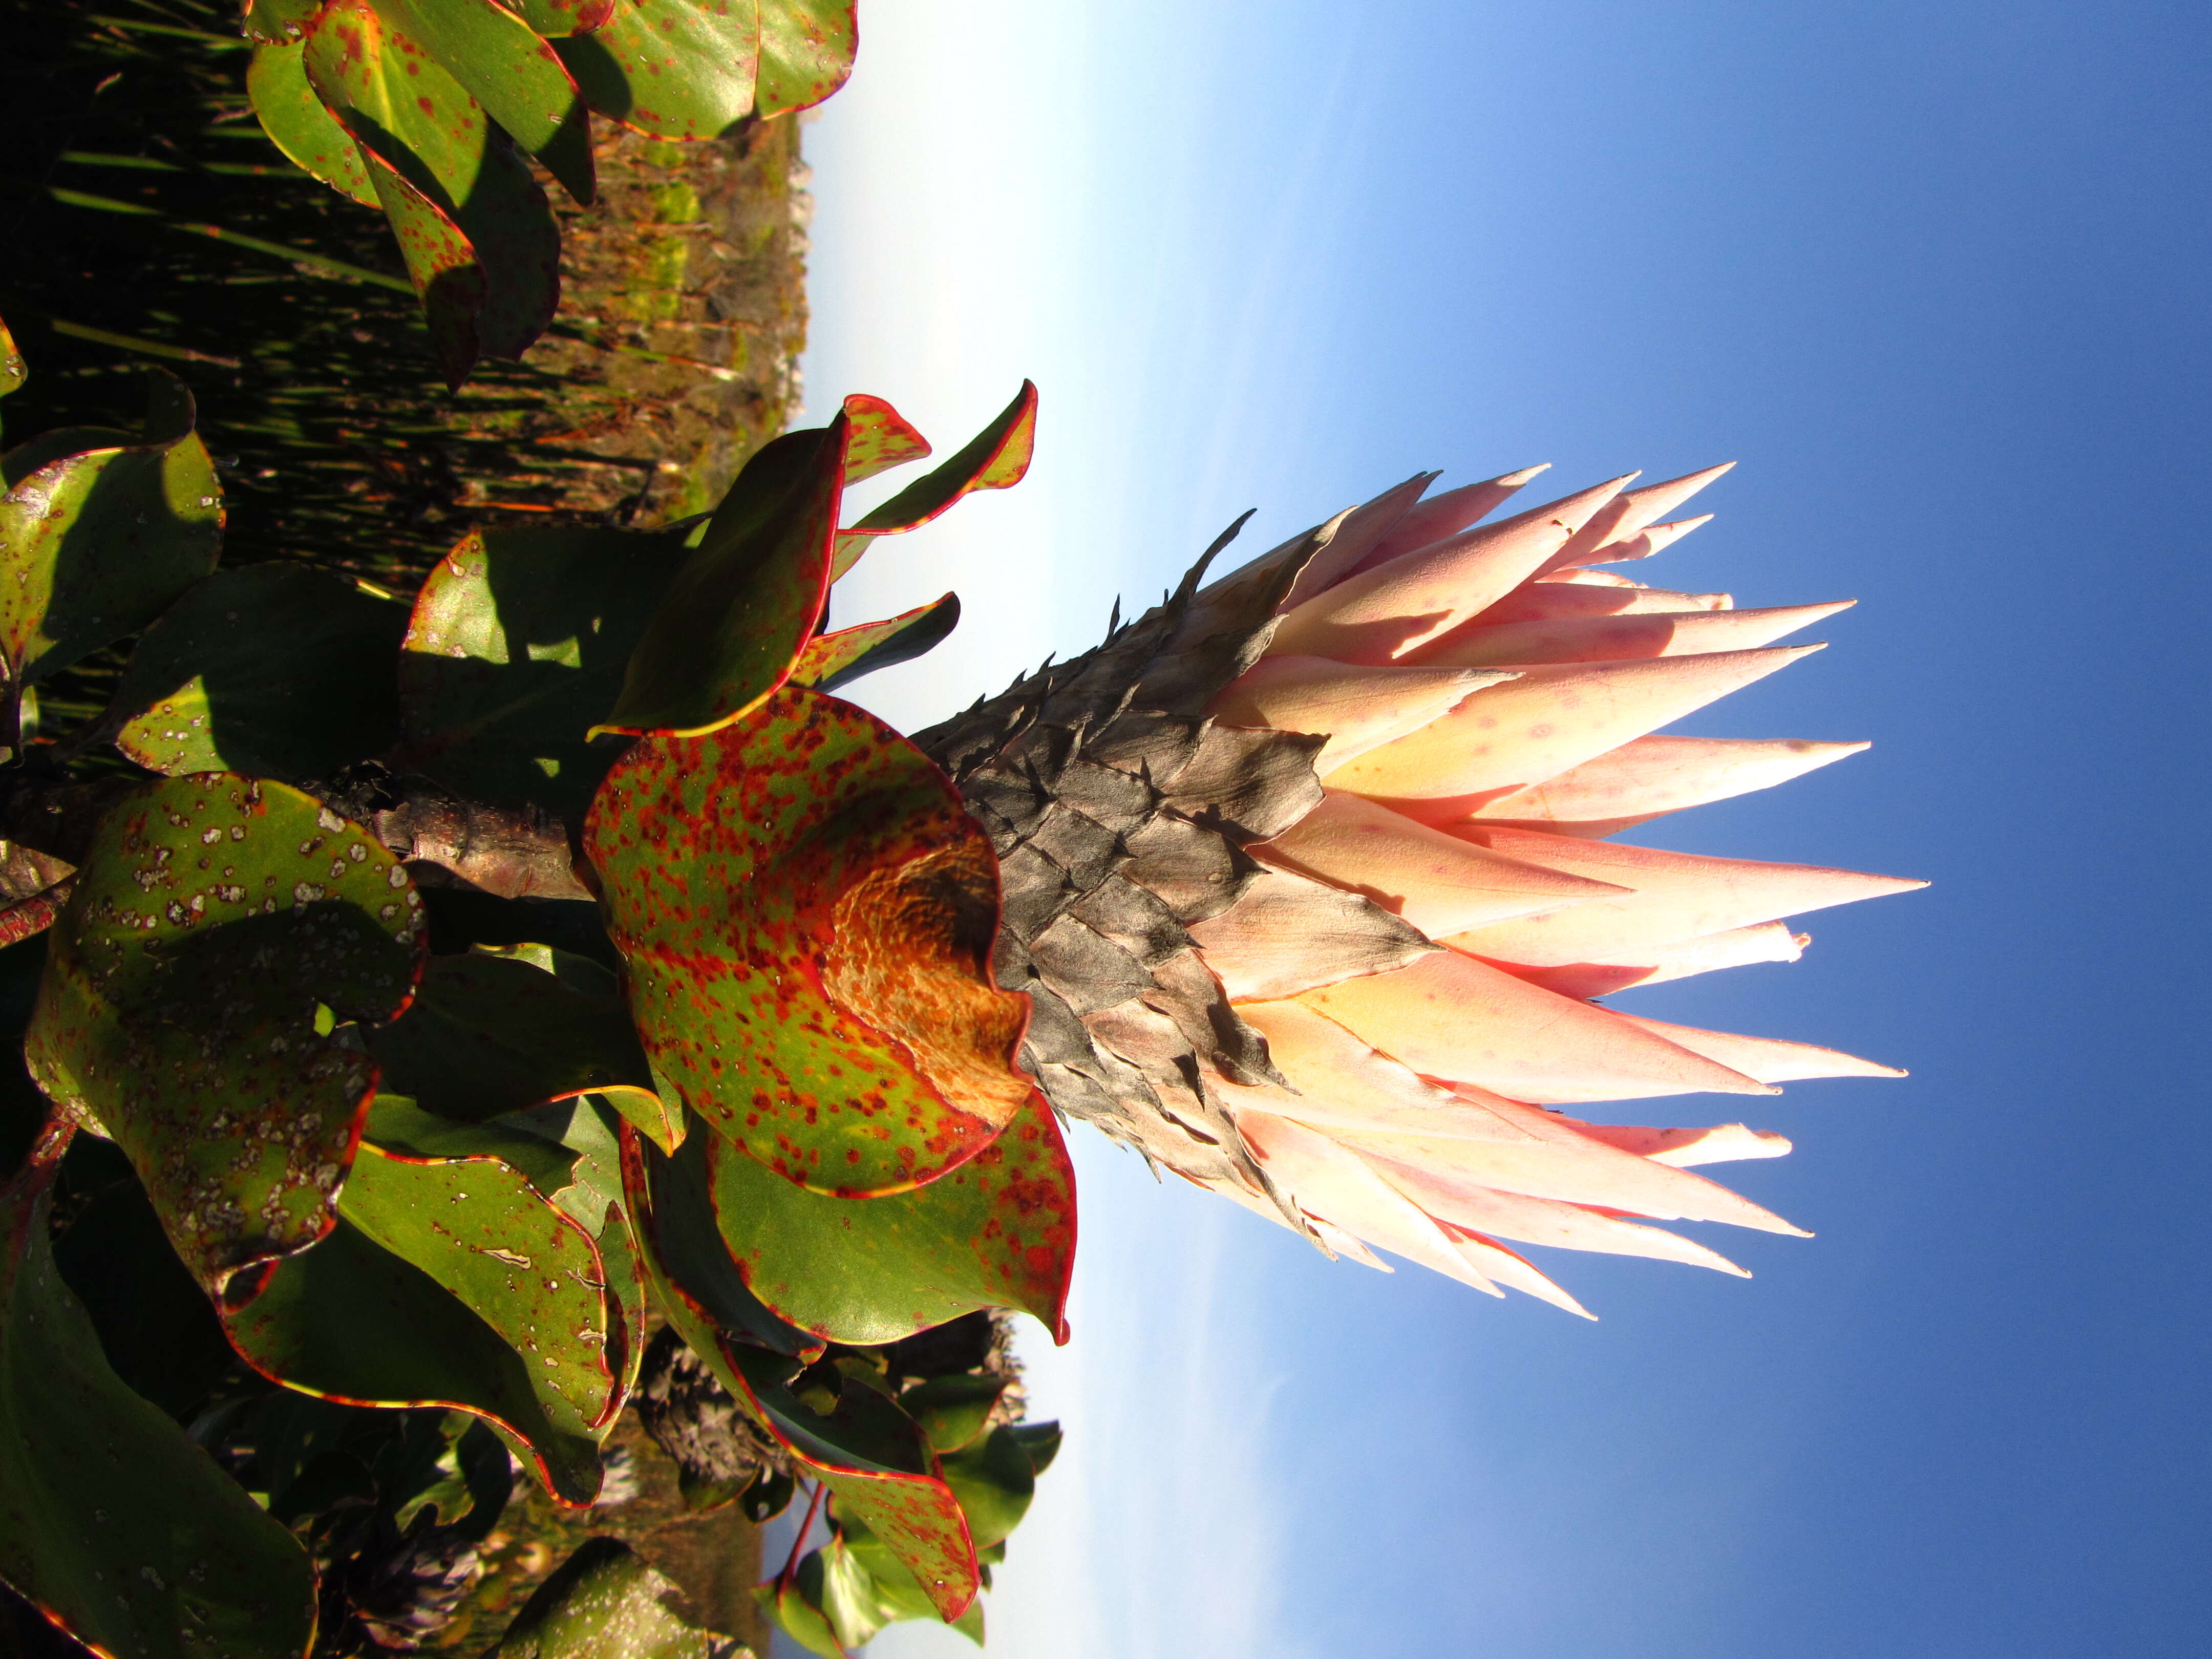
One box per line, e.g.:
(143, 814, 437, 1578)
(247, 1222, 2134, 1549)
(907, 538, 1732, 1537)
(1178, 462, 1923, 1314)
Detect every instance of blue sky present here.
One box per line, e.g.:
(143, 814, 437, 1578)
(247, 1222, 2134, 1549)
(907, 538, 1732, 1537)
(795, 3, 2212, 1654)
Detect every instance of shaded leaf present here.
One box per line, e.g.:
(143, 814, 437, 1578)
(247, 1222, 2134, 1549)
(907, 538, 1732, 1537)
(110, 563, 408, 781)
(899, 1374, 1009, 1455)
(484, 1537, 740, 1657)
(364, 1093, 583, 1197)
(248, 41, 378, 208)
(840, 393, 930, 486)
(371, 0, 596, 204)
(552, 0, 761, 141)
(756, 1567, 843, 1658)
(0, 1163, 316, 1659)
(304, 0, 561, 384)
(593, 417, 847, 738)
(1004, 1419, 1062, 1478)
(707, 1096, 1074, 1346)
(793, 593, 960, 694)
(25, 775, 424, 1298)
(366, 952, 664, 1142)
(936, 1427, 1034, 1549)
(585, 689, 1032, 1195)
(0, 372, 221, 688)
(222, 1182, 608, 1506)
(397, 522, 690, 813)
(831, 382, 1036, 581)
(753, 0, 858, 117)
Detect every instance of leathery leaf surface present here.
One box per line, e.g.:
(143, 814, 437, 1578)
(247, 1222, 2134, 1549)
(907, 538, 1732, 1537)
(708, 1095, 1074, 1345)
(24, 775, 424, 1298)
(223, 1143, 612, 1506)
(593, 416, 847, 738)
(0, 372, 221, 688)
(396, 523, 691, 813)
(792, 593, 961, 696)
(830, 381, 1036, 580)
(248, 40, 378, 207)
(586, 688, 1033, 1195)
(0, 1164, 316, 1659)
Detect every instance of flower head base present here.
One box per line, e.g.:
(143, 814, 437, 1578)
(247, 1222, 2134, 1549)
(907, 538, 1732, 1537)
(918, 463, 1922, 1315)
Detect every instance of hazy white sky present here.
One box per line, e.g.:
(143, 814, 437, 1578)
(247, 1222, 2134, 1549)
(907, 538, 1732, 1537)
(798, 3, 2212, 1655)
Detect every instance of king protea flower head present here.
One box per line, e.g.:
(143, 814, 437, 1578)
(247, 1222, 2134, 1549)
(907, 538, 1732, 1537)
(916, 462, 1922, 1315)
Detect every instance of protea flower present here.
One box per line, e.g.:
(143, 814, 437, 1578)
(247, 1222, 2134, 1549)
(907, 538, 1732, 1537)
(916, 462, 1921, 1315)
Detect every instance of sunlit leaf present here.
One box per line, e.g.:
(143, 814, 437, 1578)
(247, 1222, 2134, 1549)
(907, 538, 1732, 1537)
(397, 522, 690, 813)
(831, 382, 1036, 580)
(484, 1537, 736, 1657)
(841, 393, 931, 485)
(592, 416, 847, 738)
(111, 563, 408, 781)
(0, 1162, 316, 1659)
(243, 0, 322, 44)
(552, 0, 760, 141)
(707, 1096, 1075, 1345)
(586, 689, 1032, 1195)
(753, 0, 858, 116)
(247, 41, 378, 207)
(793, 593, 961, 694)
(500, 0, 619, 38)
(0, 372, 221, 688)
(25, 775, 424, 1299)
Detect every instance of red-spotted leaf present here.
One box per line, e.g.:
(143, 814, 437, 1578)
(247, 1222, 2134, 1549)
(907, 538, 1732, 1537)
(831, 382, 1037, 580)
(23, 776, 425, 1299)
(592, 416, 847, 738)
(502, 0, 619, 37)
(707, 1095, 1074, 1346)
(244, 0, 321, 44)
(220, 1156, 608, 1507)
(585, 689, 1033, 1195)
(396, 522, 691, 812)
(842, 394, 932, 486)
(0, 1158, 318, 1659)
(370, 0, 596, 204)
(366, 953, 666, 1144)
(0, 372, 221, 689)
(792, 593, 961, 695)
(720, 1344, 980, 1623)
(249, 41, 378, 207)
(552, 0, 762, 141)
(0, 315, 22, 445)
(754, 0, 857, 117)
(305, 0, 560, 385)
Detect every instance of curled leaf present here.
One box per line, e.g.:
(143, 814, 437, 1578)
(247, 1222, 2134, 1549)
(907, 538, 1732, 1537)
(793, 593, 961, 695)
(831, 382, 1036, 580)
(586, 689, 1033, 1195)
(248, 40, 378, 207)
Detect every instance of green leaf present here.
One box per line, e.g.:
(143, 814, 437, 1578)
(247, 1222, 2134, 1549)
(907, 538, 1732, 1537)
(793, 593, 961, 694)
(304, 0, 560, 385)
(502, 0, 618, 38)
(396, 522, 691, 813)
(937, 1426, 1035, 1549)
(110, 563, 408, 781)
(25, 775, 424, 1299)
(364, 1092, 584, 1196)
(756, 1568, 844, 1658)
(552, 0, 760, 141)
(831, 381, 1037, 581)
(221, 1168, 610, 1506)
(1005, 1418, 1062, 1478)
(0, 315, 24, 444)
(753, 0, 858, 117)
(0, 372, 221, 688)
(592, 417, 847, 738)
(485, 1537, 738, 1657)
(366, 952, 664, 1142)
(900, 1374, 1009, 1455)
(243, 0, 322, 44)
(707, 1096, 1075, 1345)
(0, 1165, 316, 1659)
(370, 0, 597, 204)
(841, 393, 931, 486)
(584, 689, 1034, 1195)
(248, 41, 378, 207)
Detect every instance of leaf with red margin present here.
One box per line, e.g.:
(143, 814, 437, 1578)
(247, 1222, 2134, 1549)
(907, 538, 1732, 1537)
(592, 417, 846, 738)
(831, 382, 1037, 581)
(502, 0, 617, 35)
(222, 1144, 611, 1507)
(585, 689, 1033, 1195)
(24, 775, 424, 1300)
(305, 0, 560, 385)
(249, 41, 378, 207)
(754, 0, 857, 116)
(707, 1096, 1074, 1346)
(0, 1146, 318, 1659)
(792, 594, 960, 695)
(841, 393, 931, 486)
(551, 0, 761, 142)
